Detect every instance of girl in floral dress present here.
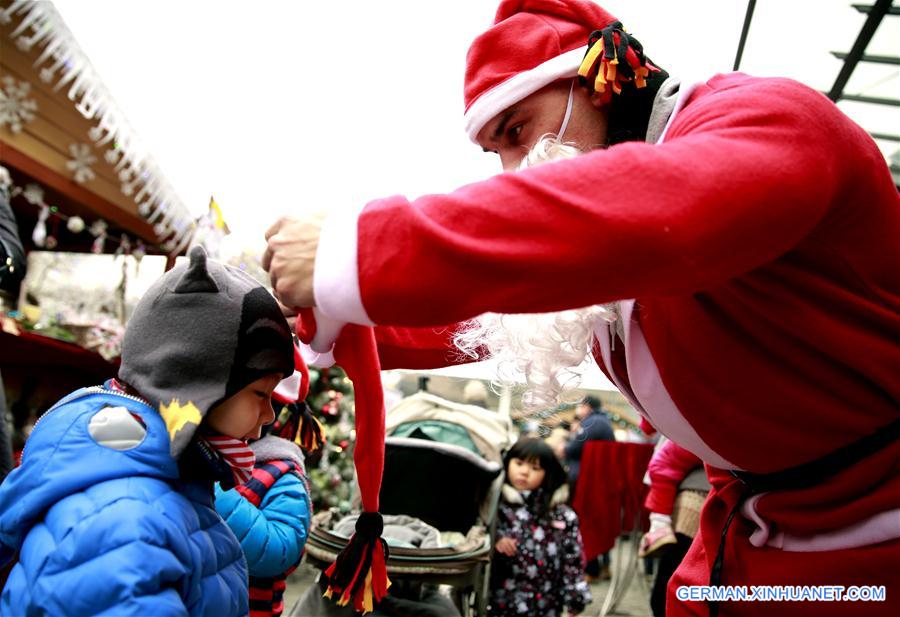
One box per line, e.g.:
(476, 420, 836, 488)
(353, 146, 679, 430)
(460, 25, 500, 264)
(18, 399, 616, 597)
(490, 438, 592, 616)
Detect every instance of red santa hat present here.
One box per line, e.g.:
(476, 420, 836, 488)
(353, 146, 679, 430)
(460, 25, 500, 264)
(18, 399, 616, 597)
(463, 0, 656, 142)
(295, 309, 390, 613)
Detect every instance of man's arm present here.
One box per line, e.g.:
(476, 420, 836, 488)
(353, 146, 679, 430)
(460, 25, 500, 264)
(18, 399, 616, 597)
(315, 76, 861, 327)
(375, 323, 484, 370)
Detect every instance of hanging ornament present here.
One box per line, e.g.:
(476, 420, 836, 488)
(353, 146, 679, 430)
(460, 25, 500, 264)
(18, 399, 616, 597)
(22, 183, 44, 205)
(66, 215, 85, 234)
(0, 76, 38, 134)
(66, 143, 97, 184)
(32, 204, 49, 247)
(115, 233, 131, 256)
(89, 219, 108, 254)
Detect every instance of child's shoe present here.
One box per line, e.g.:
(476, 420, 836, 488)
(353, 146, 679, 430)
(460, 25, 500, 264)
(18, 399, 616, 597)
(639, 524, 676, 558)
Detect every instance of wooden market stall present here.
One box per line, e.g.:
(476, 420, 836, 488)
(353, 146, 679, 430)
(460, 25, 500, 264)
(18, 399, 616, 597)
(1, 0, 196, 456)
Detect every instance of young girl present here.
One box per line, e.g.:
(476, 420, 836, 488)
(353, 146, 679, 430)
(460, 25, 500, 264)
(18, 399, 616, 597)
(0, 247, 295, 615)
(490, 437, 592, 617)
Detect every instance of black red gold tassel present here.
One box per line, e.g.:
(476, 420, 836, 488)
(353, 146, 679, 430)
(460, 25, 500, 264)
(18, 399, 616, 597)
(295, 402, 325, 452)
(577, 22, 657, 105)
(323, 512, 391, 613)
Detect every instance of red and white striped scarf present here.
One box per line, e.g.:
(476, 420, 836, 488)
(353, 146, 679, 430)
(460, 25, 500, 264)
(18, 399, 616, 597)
(201, 433, 256, 486)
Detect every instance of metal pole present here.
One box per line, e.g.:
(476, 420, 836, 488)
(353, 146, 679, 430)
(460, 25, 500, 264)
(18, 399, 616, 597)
(733, 0, 757, 71)
(828, 0, 894, 101)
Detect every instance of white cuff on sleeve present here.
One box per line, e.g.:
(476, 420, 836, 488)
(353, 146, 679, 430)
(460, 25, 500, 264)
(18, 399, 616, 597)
(313, 203, 375, 326)
(299, 340, 336, 369)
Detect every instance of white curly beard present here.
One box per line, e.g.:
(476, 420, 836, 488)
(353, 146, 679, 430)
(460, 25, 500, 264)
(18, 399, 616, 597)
(452, 135, 617, 412)
(453, 307, 614, 412)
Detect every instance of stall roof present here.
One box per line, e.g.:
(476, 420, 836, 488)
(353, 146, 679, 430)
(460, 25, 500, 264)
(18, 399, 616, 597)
(1, 0, 196, 252)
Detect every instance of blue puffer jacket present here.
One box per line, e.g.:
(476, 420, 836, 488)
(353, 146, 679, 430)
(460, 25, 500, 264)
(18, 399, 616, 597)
(0, 387, 248, 616)
(215, 436, 311, 578)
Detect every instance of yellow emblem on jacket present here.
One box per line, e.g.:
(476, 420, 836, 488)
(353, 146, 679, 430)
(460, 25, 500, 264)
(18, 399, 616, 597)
(159, 399, 202, 443)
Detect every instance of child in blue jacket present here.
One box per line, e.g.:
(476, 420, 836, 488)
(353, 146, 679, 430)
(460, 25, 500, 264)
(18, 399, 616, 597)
(0, 247, 295, 616)
(216, 401, 314, 617)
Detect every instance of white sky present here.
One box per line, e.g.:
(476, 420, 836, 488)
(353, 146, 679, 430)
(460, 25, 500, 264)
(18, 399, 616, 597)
(50, 0, 898, 250)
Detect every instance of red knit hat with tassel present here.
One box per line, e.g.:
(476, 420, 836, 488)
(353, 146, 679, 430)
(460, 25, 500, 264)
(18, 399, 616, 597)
(296, 309, 390, 613)
(463, 0, 657, 142)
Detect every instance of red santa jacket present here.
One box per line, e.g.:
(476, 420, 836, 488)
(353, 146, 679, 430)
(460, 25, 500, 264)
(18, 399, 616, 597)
(314, 72, 899, 609)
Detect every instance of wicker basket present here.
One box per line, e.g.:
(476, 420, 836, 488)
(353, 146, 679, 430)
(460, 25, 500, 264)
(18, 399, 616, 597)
(672, 489, 707, 538)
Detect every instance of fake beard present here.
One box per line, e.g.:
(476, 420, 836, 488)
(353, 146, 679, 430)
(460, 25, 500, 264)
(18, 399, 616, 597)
(453, 306, 614, 411)
(453, 135, 616, 411)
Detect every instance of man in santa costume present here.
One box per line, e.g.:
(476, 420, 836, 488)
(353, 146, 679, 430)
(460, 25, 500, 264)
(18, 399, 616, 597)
(263, 0, 899, 615)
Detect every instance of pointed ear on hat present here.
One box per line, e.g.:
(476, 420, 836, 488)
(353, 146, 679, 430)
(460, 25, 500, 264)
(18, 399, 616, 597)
(175, 246, 219, 294)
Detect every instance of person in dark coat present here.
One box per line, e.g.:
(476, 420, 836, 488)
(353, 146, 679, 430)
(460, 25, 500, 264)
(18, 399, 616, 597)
(562, 395, 615, 580)
(563, 395, 615, 488)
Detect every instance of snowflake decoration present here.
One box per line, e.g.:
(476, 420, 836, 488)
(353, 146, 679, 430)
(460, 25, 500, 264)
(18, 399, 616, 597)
(66, 143, 97, 183)
(0, 76, 38, 134)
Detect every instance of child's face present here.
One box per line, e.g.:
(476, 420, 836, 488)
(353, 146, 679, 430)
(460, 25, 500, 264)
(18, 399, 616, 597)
(508, 456, 546, 491)
(205, 374, 281, 440)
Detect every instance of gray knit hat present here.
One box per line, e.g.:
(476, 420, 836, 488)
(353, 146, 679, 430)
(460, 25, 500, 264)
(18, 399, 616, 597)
(119, 246, 293, 457)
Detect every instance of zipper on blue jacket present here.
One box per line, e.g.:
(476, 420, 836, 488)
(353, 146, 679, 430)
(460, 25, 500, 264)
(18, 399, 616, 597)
(24, 386, 154, 459)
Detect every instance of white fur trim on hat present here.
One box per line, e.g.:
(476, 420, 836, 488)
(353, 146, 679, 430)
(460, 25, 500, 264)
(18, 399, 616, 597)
(464, 46, 586, 143)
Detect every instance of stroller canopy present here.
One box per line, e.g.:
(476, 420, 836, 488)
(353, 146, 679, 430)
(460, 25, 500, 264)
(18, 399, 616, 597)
(385, 391, 515, 463)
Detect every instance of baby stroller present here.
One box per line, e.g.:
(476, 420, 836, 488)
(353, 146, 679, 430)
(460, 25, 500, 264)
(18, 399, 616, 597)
(302, 391, 516, 616)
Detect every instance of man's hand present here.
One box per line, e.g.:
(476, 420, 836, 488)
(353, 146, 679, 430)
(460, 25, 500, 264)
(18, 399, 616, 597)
(494, 537, 517, 556)
(278, 301, 298, 331)
(262, 213, 327, 308)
